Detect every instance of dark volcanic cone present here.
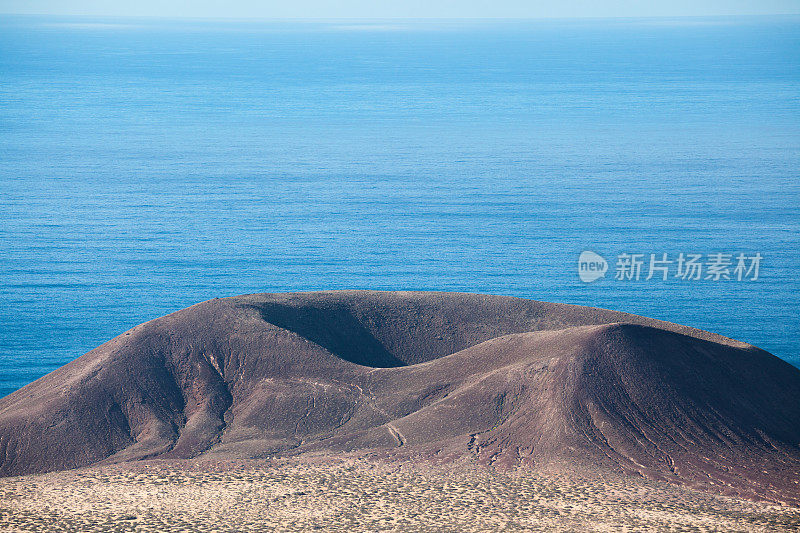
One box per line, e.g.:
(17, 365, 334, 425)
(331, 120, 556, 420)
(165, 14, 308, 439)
(1, 291, 798, 503)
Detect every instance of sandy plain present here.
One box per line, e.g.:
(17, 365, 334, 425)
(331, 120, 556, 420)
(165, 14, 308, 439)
(1, 456, 798, 532)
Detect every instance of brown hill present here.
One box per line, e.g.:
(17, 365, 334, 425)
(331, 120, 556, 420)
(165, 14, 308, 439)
(1, 291, 798, 503)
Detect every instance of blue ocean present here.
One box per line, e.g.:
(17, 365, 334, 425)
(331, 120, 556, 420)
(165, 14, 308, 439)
(1, 15, 798, 398)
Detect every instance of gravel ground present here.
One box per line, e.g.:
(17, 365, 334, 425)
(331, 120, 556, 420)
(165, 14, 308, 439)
(1, 458, 798, 532)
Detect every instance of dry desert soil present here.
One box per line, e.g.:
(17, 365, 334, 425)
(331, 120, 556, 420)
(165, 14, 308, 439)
(1, 457, 799, 532)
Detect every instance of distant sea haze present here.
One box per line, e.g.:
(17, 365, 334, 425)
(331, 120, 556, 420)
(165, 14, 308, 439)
(0, 15, 798, 398)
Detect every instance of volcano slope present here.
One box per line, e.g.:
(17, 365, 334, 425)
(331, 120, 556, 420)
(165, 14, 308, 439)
(0, 291, 798, 504)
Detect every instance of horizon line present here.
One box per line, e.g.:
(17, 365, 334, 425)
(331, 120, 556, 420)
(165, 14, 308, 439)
(2, 13, 799, 23)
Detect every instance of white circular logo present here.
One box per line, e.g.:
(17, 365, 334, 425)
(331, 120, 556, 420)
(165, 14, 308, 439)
(578, 251, 608, 283)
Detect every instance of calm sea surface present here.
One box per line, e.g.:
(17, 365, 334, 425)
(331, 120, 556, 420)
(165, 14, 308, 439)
(1, 16, 799, 398)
